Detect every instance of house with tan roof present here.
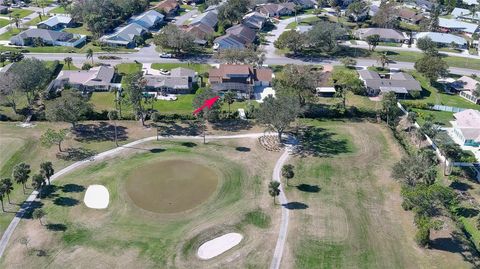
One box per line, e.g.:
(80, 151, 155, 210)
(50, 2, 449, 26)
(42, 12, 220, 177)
(144, 67, 197, 93)
(208, 64, 273, 98)
(48, 66, 118, 92)
(154, 0, 180, 17)
(398, 8, 424, 24)
(354, 28, 406, 43)
(256, 3, 295, 17)
(452, 109, 480, 147)
(454, 76, 480, 104)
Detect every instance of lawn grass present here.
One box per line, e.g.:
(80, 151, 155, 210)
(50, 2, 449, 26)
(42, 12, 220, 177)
(2, 8, 34, 19)
(49, 6, 67, 14)
(286, 16, 321, 29)
(24, 15, 51, 26)
(116, 62, 142, 74)
(0, 28, 23, 40)
(0, 18, 9, 28)
(375, 50, 480, 70)
(151, 63, 211, 74)
(402, 71, 480, 110)
(410, 108, 454, 126)
(286, 120, 473, 269)
(0, 137, 278, 268)
(63, 25, 92, 36)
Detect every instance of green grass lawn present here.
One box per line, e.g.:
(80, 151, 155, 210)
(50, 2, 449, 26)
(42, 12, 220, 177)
(151, 63, 211, 74)
(0, 28, 23, 40)
(1, 8, 34, 18)
(402, 71, 480, 110)
(117, 63, 142, 75)
(24, 15, 51, 26)
(374, 50, 480, 70)
(286, 16, 321, 29)
(49, 6, 67, 14)
(410, 108, 454, 126)
(63, 25, 92, 36)
(0, 18, 9, 28)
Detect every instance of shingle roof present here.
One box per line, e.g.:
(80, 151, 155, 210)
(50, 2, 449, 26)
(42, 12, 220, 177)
(358, 70, 421, 93)
(354, 28, 406, 41)
(170, 67, 196, 77)
(225, 24, 256, 44)
(56, 66, 115, 86)
(11, 28, 74, 43)
(190, 10, 218, 28)
(100, 22, 147, 44)
(131, 10, 164, 28)
(415, 32, 467, 46)
(155, 0, 179, 13)
(37, 15, 72, 27)
(242, 12, 267, 29)
(214, 34, 245, 49)
(438, 18, 478, 34)
(145, 75, 190, 89)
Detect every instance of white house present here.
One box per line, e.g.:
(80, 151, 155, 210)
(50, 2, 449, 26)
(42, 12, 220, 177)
(452, 109, 480, 147)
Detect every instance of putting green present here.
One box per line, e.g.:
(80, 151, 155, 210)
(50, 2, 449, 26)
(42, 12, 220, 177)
(125, 159, 219, 213)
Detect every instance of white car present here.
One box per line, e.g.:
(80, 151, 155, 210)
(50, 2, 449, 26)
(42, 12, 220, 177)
(159, 52, 173, 58)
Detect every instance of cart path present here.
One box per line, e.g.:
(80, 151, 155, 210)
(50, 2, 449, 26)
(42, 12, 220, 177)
(0, 132, 293, 269)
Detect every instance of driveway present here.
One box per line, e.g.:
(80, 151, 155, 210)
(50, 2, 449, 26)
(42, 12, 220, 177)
(175, 8, 199, 26)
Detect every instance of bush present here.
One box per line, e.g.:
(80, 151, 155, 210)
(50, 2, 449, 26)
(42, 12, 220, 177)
(151, 112, 161, 122)
(82, 63, 93, 70)
(409, 90, 421, 99)
(414, 227, 430, 247)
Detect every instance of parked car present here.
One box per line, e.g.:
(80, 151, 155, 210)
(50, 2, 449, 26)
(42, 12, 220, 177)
(159, 52, 173, 58)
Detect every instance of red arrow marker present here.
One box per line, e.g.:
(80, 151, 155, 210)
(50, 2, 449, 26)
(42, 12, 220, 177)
(193, 96, 220, 115)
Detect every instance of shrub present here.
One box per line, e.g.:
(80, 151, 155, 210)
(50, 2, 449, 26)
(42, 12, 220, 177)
(82, 63, 93, 70)
(414, 227, 430, 247)
(151, 112, 161, 122)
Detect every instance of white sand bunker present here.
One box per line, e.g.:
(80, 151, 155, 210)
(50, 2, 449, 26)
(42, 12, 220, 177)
(197, 233, 243, 260)
(83, 185, 109, 209)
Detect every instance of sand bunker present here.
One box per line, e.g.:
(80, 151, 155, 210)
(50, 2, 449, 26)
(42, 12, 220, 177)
(83, 185, 109, 209)
(197, 233, 243, 260)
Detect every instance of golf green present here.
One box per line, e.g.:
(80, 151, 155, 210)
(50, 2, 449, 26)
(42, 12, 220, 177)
(125, 159, 219, 213)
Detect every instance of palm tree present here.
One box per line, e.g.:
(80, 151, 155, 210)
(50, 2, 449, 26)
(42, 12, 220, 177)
(86, 48, 94, 65)
(406, 111, 417, 132)
(0, 54, 6, 67)
(108, 110, 119, 147)
(281, 164, 295, 186)
(110, 87, 123, 118)
(12, 15, 20, 29)
(64, 57, 73, 70)
(1, 178, 14, 204)
(223, 91, 236, 115)
(31, 174, 45, 198)
(12, 163, 31, 194)
(268, 181, 281, 205)
(32, 209, 45, 225)
(377, 52, 390, 69)
(0, 187, 5, 212)
(40, 162, 54, 185)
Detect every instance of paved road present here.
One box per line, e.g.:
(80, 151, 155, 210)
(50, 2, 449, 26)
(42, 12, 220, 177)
(269, 137, 296, 269)
(0, 132, 292, 269)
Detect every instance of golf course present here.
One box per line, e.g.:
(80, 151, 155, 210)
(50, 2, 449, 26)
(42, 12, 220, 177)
(0, 137, 280, 268)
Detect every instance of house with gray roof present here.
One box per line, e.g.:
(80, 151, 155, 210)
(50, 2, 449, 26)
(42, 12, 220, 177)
(37, 15, 73, 30)
(358, 70, 421, 97)
(130, 10, 164, 29)
(354, 28, 406, 43)
(256, 3, 295, 17)
(225, 24, 256, 45)
(462, 0, 477, 5)
(10, 28, 86, 47)
(438, 18, 478, 34)
(144, 67, 197, 93)
(415, 32, 467, 48)
(190, 10, 218, 29)
(452, 7, 480, 23)
(99, 22, 148, 48)
(289, 0, 316, 9)
(48, 66, 117, 92)
(213, 34, 245, 50)
(242, 12, 267, 30)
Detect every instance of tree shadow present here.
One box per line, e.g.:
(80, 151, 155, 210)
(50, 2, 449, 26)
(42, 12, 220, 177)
(282, 202, 309, 210)
(235, 146, 250, 152)
(155, 120, 200, 136)
(62, 184, 85, 193)
(18, 200, 44, 219)
(73, 122, 128, 142)
(455, 207, 479, 218)
(53, 197, 79, 207)
(56, 147, 97, 161)
(46, 223, 67, 232)
(211, 119, 253, 132)
(449, 181, 472, 192)
(296, 184, 321, 193)
(42, 185, 59, 199)
(150, 148, 166, 153)
(294, 126, 351, 157)
(181, 142, 197, 148)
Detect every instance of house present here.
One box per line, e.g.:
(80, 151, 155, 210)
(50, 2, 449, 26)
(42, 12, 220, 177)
(451, 7, 480, 23)
(242, 12, 267, 30)
(451, 109, 480, 147)
(289, 0, 316, 9)
(49, 66, 117, 92)
(130, 10, 164, 29)
(354, 28, 406, 43)
(37, 15, 73, 30)
(213, 34, 245, 50)
(10, 29, 86, 47)
(453, 76, 480, 104)
(190, 10, 218, 29)
(154, 0, 179, 17)
(462, 0, 478, 5)
(144, 67, 197, 93)
(257, 3, 295, 17)
(415, 0, 436, 11)
(208, 64, 273, 98)
(415, 32, 467, 48)
(358, 70, 421, 97)
(225, 24, 256, 44)
(398, 8, 424, 24)
(184, 23, 214, 44)
(0, 5, 8, 14)
(438, 18, 478, 35)
(99, 23, 148, 48)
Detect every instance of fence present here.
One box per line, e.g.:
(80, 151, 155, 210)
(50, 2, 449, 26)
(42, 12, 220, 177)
(431, 105, 466, 113)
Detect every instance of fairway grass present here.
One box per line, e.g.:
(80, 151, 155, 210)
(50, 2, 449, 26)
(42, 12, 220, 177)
(286, 120, 473, 269)
(1, 138, 280, 268)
